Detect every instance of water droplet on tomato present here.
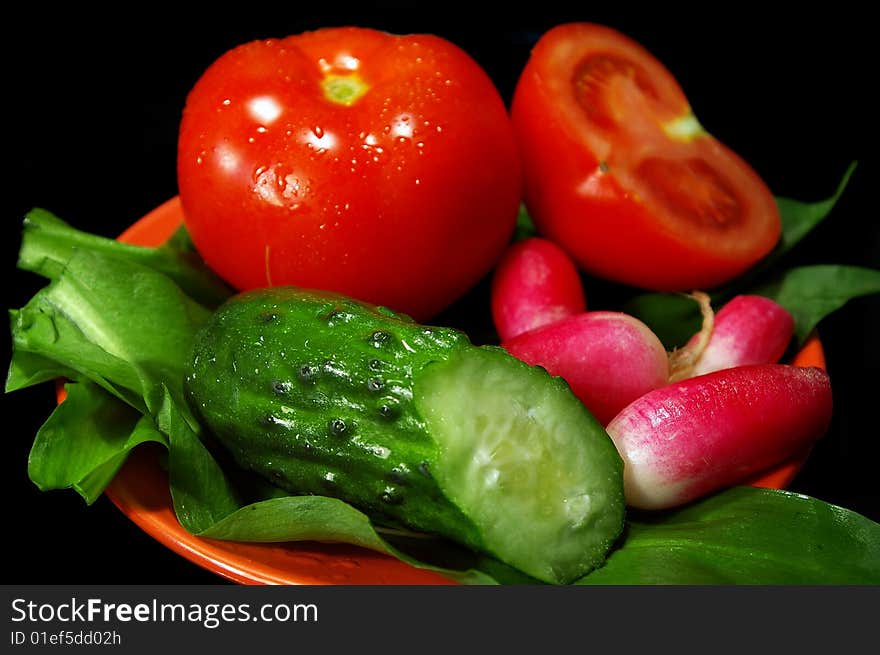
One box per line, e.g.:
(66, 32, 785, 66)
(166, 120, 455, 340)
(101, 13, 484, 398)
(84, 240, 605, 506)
(247, 96, 282, 124)
(303, 127, 336, 151)
(391, 114, 414, 139)
(337, 54, 360, 71)
(254, 168, 284, 207)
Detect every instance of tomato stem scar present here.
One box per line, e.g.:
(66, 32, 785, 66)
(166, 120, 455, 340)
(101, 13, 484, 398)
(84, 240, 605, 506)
(663, 112, 705, 141)
(322, 74, 369, 106)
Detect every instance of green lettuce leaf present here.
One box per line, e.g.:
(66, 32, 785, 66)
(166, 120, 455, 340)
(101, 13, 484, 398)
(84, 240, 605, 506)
(743, 161, 858, 284)
(753, 265, 880, 345)
(157, 385, 243, 533)
(8, 249, 211, 417)
(18, 208, 232, 307)
(513, 203, 538, 242)
(6, 347, 80, 392)
(198, 495, 517, 585)
(578, 486, 880, 585)
(28, 381, 166, 504)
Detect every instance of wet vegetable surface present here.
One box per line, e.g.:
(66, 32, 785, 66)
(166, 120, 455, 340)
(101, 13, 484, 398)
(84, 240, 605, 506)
(6, 10, 877, 583)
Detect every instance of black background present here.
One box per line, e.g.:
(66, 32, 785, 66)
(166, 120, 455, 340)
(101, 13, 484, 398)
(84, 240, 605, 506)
(3, 6, 876, 583)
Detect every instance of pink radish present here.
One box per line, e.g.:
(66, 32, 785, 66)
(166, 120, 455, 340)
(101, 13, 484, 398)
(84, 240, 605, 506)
(502, 311, 669, 425)
(606, 364, 832, 510)
(491, 237, 586, 341)
(688, 295, 794, 377)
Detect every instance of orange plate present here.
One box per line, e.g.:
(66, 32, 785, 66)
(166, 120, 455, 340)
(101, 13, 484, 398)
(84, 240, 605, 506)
(100, 197, 826, 584)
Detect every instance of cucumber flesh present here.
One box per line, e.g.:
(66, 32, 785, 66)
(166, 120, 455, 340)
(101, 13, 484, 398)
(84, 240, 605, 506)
(414, 346, 625, 584)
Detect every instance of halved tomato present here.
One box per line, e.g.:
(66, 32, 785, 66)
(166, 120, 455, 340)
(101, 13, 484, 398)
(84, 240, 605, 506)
(511, 23, 781, 291)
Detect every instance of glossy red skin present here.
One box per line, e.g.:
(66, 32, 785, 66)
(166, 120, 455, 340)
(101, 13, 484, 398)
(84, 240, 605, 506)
(511, 23, 781, 291)
(491, 237, 586, 341)
(606, 364, 832, 510)
(689, 295, 794, 377)
(502, 311, 669, 425)
(178, 27, 521, 321)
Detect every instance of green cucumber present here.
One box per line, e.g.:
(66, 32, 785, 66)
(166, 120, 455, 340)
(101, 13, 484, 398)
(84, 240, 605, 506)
(185, 287, 625, 584)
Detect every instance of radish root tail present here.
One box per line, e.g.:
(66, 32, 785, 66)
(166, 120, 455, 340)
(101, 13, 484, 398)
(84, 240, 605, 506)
(668, 291, 714, 382)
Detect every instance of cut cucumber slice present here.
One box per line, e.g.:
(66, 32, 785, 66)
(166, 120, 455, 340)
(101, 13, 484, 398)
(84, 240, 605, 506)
(414, 346, 625, 584)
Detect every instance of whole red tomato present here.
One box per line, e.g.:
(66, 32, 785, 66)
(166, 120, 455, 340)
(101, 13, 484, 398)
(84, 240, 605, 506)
(178, 27, 521, 320)
(511, 23, 781, 291)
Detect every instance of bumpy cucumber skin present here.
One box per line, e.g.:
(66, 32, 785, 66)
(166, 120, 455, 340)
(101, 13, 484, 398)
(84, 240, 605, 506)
(186, 287, 626, 583)
(184, 287, 485, 550)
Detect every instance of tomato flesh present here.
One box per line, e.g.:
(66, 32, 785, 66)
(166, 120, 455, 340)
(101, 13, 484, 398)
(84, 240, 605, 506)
(178, 27, 521, 320)
(572, 54, 661, 130)
(636, 157, 742, 229)
(512, 23, 780, 291)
